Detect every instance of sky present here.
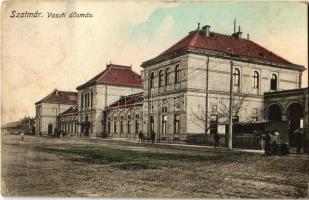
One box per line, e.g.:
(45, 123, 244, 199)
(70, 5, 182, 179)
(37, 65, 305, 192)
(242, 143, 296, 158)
(1, 1, 308, 124)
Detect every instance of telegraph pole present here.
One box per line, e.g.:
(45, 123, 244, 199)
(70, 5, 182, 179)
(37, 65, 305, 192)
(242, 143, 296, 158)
(228, 57, 234, 150)
(205, 56, 210, 137)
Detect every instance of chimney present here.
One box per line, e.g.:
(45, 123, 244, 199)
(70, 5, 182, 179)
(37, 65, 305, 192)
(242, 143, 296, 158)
(232, 26, 242, 38)
(202, 25, 211, 37)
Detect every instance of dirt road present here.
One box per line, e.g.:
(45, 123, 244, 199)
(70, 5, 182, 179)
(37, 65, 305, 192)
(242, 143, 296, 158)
(1, 134, 308, 198)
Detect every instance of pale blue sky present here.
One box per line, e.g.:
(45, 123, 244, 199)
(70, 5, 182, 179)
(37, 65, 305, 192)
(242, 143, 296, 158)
(2, 1, 307, 123)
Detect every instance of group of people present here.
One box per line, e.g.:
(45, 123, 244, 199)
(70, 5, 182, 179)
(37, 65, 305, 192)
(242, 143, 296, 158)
(263, 129, 280, 155)
(138, 131, 156, 144)
(263, 128, 305, 155)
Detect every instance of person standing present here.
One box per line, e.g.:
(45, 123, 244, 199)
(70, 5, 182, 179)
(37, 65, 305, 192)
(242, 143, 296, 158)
(264, 132, 271, 155)
(151, 131, 156, 144)
(214, 133, 220, 148)
(270, 130, 279, 155)
(20, 132, 24, 141)
(138, 130, 143, 143)
(296, 129, 303, 154)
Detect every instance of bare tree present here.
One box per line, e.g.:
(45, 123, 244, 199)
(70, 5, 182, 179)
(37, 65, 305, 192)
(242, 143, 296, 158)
(190, 93, 253, 131)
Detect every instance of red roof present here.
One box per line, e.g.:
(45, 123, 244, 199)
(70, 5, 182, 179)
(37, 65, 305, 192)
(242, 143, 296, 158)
(153, 30, 292, 65)
(58, 106, 78, 116)
(35, 89, 77, 105)
(108, 92, 143, 109)
(76, 64, 142, 90)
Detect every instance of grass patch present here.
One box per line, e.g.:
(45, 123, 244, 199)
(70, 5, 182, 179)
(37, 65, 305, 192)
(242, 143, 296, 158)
(35, 145, 255, 166)
(114, 162, 159, 170)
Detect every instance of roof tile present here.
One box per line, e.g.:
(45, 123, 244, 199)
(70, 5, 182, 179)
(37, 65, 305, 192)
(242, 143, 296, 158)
(77, 64, 142, 90)
(35, 89, 77, 105)
(157, 30, 292, 65)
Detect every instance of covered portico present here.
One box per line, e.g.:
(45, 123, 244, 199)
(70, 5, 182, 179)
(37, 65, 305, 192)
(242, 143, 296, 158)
(264, 88, 308, 146)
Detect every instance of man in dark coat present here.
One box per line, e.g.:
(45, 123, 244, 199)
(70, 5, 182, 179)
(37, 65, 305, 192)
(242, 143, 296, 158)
(138, 131, 143, 143)
(151, 131, 156, 144)
(296, 129, 304, 154)
(214, 133, 220, 148)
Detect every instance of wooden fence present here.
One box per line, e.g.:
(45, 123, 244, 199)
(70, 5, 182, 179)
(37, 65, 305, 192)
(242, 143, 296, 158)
(186, 133, 262, 149)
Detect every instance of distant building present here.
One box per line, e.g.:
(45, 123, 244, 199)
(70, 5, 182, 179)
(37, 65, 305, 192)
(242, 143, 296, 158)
(35, 89, 77, 136)
(104, 92, 143, 139)
(76, 63, 143, 137)
(1, 120, 22, 134)
(58, 106, 78, 136)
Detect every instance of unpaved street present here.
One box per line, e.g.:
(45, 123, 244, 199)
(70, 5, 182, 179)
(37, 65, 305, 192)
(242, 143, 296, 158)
(1, 134, 308, 198)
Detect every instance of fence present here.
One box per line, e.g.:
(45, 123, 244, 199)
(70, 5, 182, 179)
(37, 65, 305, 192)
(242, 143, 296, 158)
(232, 134, 262, 149)
(186, 134, 226, 147)
(186, 133, 262, 149)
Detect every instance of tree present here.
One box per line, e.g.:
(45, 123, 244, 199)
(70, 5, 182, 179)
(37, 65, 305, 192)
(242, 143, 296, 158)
(20, 116, 35, 135)
(190, 93, 255, 132)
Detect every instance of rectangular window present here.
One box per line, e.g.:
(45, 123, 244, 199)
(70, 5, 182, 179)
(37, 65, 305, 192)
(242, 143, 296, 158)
(81, 94, 84, 110)
(211, 105, 217, 113)
(270, 74, 277, 91)
(120, 121, 123, 134)
(162, 106, 167, 113)
(162, 115, 167, 135)
(108, 122, 111, 133)
(150, 116, 154, 133)
(128, 121, 131, 134)
(210, 115, 218, 134)
(90, 91, 93, 109)
(174, 114, 180, 134)
(135, 120, 140, 134)
(114, 122, 117, 133)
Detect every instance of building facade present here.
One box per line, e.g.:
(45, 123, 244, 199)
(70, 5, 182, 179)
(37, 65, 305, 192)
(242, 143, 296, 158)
(76, 63, 143, 137)
(140, 25, 305, 142)
(33, 25, 307, 146)
(35, 89, 78, 136)
(58, 106, 78, 136)
(104, 93, 143, 139)
(264, 88, 309, 144)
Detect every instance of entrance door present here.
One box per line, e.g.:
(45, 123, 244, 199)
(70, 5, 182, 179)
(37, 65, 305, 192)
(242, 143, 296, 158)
(287, 103, 303, 146)
(48, 124, 53, 135)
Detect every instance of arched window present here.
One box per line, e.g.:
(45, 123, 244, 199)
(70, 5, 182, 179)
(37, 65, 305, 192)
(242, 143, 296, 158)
(159, 70, 164, 87)
(233, 68, 240, 86)
(175, 65, 181, 83)
(252, 71, 259, 88)
(270, 74, 277, 90)
(150, 72, 155, 88)
(165, 68, 170, 85)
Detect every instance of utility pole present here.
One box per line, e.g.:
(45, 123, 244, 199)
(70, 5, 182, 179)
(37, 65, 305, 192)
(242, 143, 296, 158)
(228, 57, 234, 150)
(205, 56, 210, 138)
